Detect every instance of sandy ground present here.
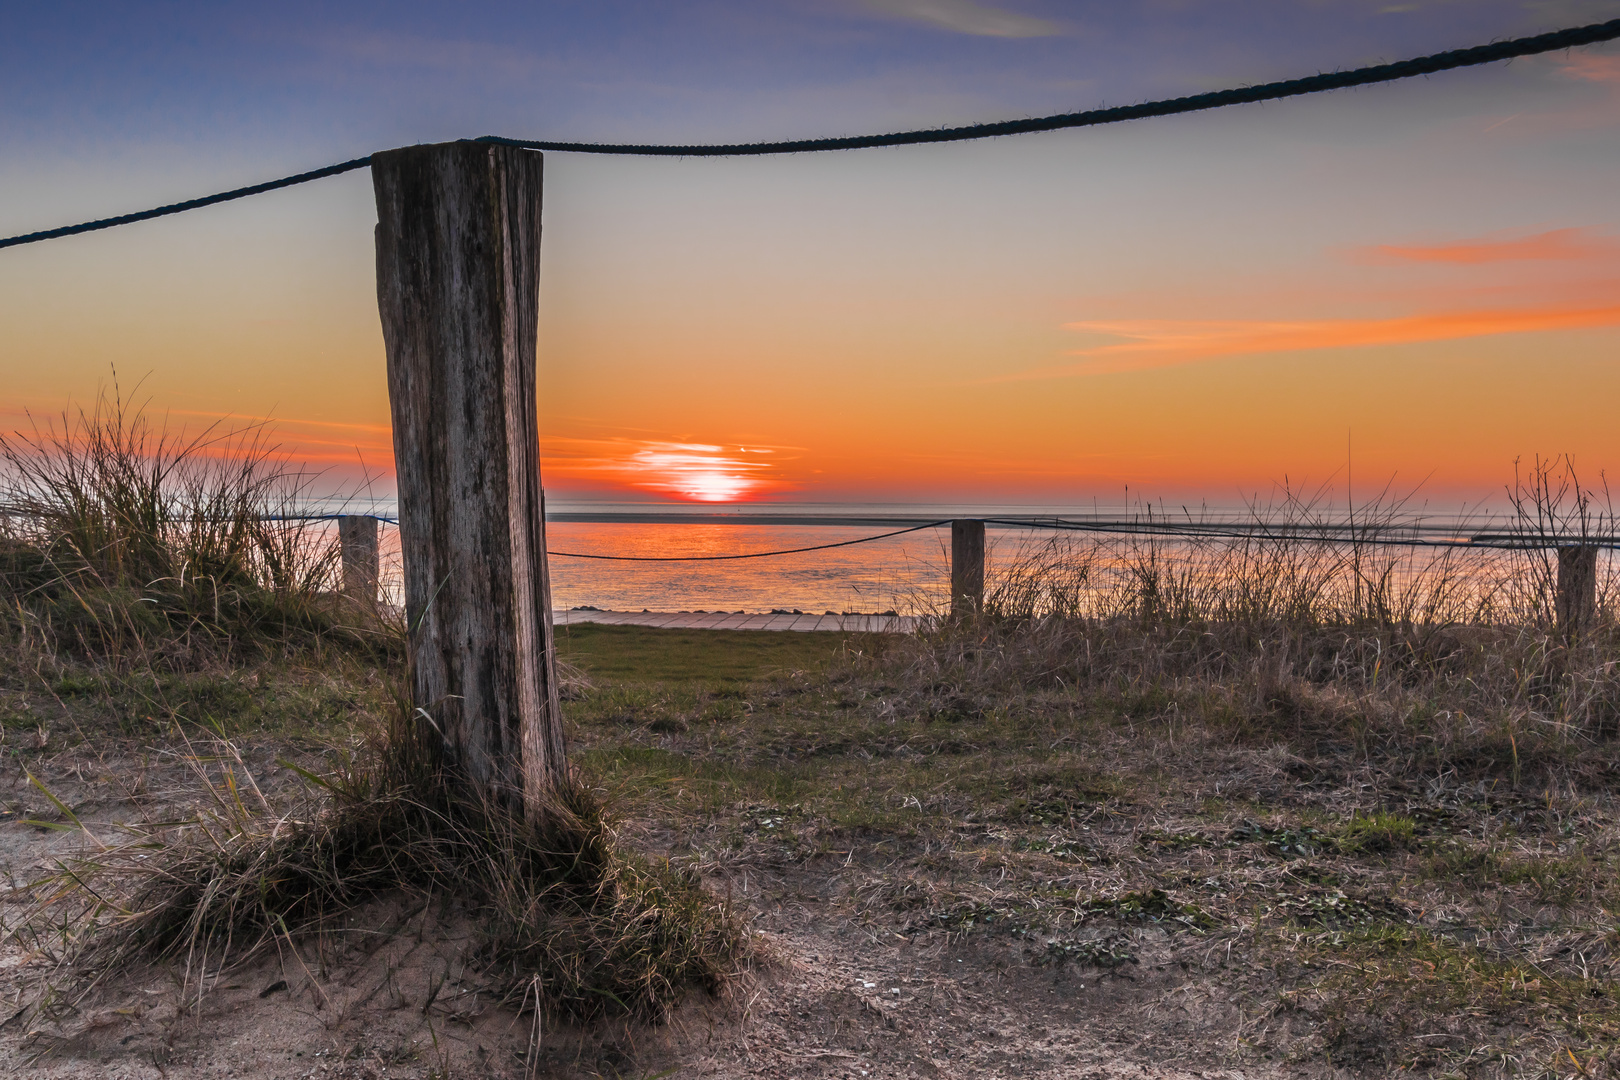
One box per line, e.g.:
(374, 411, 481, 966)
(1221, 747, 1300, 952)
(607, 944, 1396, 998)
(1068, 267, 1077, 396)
(0, 736, 1307, 1080)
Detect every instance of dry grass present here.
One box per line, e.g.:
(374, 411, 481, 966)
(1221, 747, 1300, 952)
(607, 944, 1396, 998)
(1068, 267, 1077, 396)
(1, 389, 746, 1035)
(0, 383, 390, 668)
(885, 459, 1620, 781)
(541, 466, 1620, 1074)
(15, 703, 746, 1025)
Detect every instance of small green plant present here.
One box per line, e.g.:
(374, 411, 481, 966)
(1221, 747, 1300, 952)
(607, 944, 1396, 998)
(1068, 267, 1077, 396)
(1016, 834, 1095, 861)
(1039, 934, 1137, 968)
(1271, 888, 1405, 927)
(1080, 888, 1216, 931)
(1332, 811, 1418, 854)
(1230, 820, 1326, 858)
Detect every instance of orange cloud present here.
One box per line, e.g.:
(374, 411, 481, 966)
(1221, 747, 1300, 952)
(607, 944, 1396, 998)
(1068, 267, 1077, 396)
(186, 415, 395, 468)
(1026, 303, 1620, 377)
(1561, 53, 1620, 84)
(539, 436, 802, 502)
(1355, 227, 1620, 265)
(0, 406, 394, 471)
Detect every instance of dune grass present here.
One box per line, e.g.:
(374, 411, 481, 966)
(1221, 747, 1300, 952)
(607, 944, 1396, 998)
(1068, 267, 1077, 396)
(2, 392, 746, 1028)
(24, 707, 747, 1024)
(0, 385, 391, 668)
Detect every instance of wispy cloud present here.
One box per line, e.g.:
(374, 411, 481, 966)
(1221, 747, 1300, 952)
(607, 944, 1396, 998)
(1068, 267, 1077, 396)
(1561, 52, 1620, 85)
(1353, 227, 1620, 265)
(859, 0, 1063, 38)
(162, 412, 395, 467)
(1014, 304, 1620, 377)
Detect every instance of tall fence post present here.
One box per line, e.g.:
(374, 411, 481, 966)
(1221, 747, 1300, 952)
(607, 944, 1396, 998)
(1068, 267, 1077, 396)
(951, 519, 985, 618)
(1557, 544, 1599, 638)
(372, 140, 565, 818)
(337, 515, 379, 603)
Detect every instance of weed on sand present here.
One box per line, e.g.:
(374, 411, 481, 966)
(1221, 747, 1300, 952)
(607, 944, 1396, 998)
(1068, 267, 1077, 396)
(0, 399, 748, 1078)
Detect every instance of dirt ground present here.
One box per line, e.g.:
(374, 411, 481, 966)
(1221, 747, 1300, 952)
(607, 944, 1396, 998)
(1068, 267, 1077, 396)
(0, 733, 1285, 1080)
(3, 623, 1617, 1079)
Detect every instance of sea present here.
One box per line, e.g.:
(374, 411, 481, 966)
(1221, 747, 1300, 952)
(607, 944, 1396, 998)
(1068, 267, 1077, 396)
(359, 502, 1116, 614)
(342, 499, 1531, 616)
(545, 519, 957, 614)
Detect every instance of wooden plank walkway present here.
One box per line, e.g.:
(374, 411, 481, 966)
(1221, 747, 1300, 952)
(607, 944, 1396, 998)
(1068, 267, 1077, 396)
(552, 609, 921, 633)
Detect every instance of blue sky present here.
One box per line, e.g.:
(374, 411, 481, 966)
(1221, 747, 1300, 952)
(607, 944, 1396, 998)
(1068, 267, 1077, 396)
(6, 2, 1613, 183)
(3, 2, 1619, 506)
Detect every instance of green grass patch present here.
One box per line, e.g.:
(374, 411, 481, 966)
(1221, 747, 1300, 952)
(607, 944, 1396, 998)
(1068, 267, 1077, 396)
(1331, 811, 1418, 854)
(554, 623, 861, 683)
(578, 744, 815, 811)
(1420, 840, 1601, 904)
(1294, 924, 1620, 1070)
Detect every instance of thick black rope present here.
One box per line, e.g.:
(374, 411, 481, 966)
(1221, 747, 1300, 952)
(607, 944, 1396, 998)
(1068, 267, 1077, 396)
(4, 19, 1618, 251)
(258, 513, 1614, 552)
(548, 521, 948, 561)
(0, 156, 374, 251)
(981, 518, 1620, 551)
(74, 510, 1620, 560)
(479, 19, 1620, 157)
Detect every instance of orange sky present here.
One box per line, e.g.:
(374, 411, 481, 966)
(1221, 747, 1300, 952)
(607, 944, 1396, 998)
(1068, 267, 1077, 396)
(3, 45, 1619, 510)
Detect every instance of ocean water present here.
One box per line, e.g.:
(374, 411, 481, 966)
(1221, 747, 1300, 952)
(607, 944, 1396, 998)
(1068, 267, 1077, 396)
(544, 520, 963, 613)
(541, 502, 1126, 612)
(365, 505, 1067, 614)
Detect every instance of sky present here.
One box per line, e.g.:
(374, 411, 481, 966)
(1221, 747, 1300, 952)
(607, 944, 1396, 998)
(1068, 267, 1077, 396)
(2, 0, 1619, 510)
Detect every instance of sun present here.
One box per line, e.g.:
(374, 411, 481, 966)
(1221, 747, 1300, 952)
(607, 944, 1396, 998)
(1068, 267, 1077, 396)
(614, 443, 784, 503)
(677, 471, 755, 502)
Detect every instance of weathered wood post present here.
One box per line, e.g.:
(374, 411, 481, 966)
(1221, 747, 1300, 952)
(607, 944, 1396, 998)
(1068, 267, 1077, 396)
(1557, 544, 1599, 638)
(371, 140, 565, 817)
(337, 515, 379, 603)
(951, 519, 985, 618)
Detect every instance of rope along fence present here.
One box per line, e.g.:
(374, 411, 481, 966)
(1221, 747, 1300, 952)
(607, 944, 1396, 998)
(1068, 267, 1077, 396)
(981, 518, 1620, 552)
(315, 513, 1620, 554)
(307, 513, 1615, 626)
(3, 18, 1618, 251)
(267, 516, 945, 559)
(9, 506, 1606, 622)
(547, 521, 946, 561)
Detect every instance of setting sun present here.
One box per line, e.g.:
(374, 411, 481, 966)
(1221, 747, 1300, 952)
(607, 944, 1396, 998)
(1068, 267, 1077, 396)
(623, 444, 782, 502)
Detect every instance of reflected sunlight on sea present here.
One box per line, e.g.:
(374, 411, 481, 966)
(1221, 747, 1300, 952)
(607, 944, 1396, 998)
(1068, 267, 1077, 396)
(543, 521, 961, 613)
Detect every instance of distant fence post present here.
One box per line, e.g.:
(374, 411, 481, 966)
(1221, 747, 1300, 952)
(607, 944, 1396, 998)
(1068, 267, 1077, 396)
(1557, 544, 1599, 638)
(337, 515, 379, 603)
(951, 520, 985, 618)
(372, 140, 565, 818)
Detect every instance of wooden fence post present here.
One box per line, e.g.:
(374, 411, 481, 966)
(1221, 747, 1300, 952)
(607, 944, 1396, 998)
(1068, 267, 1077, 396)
(1557, 544, 1599, 638)
(951, 519, 985, 618)
(337, 515, 379, 603)
(372, 140, 565, 817)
